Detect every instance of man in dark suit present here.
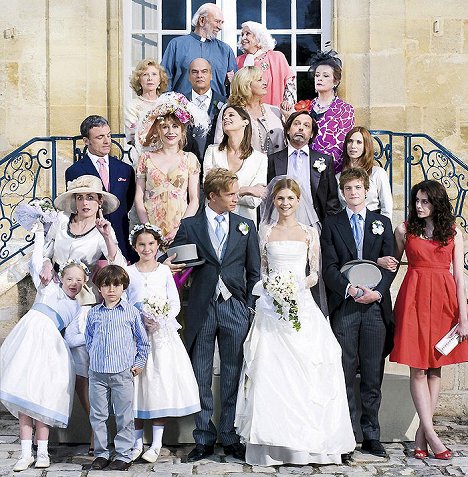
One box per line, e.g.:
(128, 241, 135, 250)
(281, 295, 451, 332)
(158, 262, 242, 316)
(321, 168, 395, 459)
(183, 58, 225, 166)
(169, 168, 260, 462)
(267, 110, 341, 224)
(65, 115, 136, 261)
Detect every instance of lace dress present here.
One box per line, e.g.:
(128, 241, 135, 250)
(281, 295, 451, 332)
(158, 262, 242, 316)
(235, 223, 355, 465)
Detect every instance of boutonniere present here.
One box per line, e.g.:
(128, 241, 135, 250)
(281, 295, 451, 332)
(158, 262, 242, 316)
(214, 100, 224, 110)
(294, 99, 312, 112)
(238, 222, 249, 235)
(372, 220, 384, 235)
(313, 157, 327, 173)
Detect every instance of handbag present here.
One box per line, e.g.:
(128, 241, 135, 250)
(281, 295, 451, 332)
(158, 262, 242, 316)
(435, 325, 460, 356)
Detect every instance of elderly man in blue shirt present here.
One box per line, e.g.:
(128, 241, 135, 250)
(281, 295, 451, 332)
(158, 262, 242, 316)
(161, 3, 237, 99)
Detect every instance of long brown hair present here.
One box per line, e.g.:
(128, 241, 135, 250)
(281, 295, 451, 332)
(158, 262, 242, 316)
(407, 180, 456, 246)
(218, 106, 253, 161)
(342, 126, 375, 174)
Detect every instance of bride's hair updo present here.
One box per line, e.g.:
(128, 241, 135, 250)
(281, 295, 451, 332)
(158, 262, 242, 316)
(272, 178, 301, 200)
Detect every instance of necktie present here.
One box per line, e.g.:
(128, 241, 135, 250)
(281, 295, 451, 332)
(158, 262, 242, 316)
(215, 214, 226, 243)
(97, 157, 109, 191)
(350, 213, 363, 248)
(196, 95, 208, 111)
(289, 150, 304, 179)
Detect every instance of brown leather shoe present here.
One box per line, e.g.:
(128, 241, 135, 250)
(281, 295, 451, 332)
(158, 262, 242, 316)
(107, 459, 132, 471)
(90, 457, 110, 470)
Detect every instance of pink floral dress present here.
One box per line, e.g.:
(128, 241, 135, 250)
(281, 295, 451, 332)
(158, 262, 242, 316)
(137, 151, 200, 236)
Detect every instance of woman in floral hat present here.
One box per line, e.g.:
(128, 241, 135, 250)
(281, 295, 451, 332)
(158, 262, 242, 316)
(135, 92, 209, 242)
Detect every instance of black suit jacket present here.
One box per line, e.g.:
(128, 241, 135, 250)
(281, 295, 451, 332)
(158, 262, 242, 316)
(171, 210, 260, 351)
(184, 90, 226, 165)
(267, 147, 341, 222)
(65, 154, 136, 261)
(320, 208, 395, 326)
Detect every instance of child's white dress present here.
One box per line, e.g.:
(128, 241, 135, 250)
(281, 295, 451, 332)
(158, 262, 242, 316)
(127, 263, 200, 418)
(0, 226, 79, 428)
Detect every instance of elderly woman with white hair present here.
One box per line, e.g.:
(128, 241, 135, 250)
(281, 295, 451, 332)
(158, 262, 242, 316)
(237, 21, 296, 108)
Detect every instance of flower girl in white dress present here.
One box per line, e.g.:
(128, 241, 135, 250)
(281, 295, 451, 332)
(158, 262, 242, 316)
(126, 224, 200, 463)
(0, 223, 89, 472)
(235, 178, 355, 466)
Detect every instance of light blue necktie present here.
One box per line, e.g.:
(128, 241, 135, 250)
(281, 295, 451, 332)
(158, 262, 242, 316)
(215, 214, 226, 243)
(289, 149, 304, 179)
(350, 213, 363, 248)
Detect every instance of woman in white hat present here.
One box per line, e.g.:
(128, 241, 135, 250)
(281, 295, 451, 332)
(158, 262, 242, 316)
(39, 175, 128, 454)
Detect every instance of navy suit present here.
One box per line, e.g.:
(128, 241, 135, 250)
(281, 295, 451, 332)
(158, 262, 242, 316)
(171, 210, 260, 445)
(183, 90, 226, 167)
(65, 154, 136, 261)
(267, 148, 341, 223)
(321, 208, 395, 441)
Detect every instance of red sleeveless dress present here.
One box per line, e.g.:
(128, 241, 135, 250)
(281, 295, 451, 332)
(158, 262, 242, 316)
(390, 234, 468, 368)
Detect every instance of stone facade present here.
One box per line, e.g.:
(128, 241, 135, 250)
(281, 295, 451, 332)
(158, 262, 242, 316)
(0, 0, 466, 416)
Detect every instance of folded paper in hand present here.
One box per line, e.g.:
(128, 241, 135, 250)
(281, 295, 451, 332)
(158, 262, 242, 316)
(435, 325, 460, 356)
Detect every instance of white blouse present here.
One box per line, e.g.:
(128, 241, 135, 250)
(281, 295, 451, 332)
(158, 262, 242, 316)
(337, 166, 393, 219)
(203, 145, 268, 225)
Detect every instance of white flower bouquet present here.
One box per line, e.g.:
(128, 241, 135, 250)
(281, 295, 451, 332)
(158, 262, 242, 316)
(14, 199, 58, 234)
(263, 270, 301, 331)
(142, 295, 171, 321)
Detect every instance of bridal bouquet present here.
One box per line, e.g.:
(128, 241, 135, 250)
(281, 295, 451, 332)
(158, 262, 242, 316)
(263, 271, 301, 331)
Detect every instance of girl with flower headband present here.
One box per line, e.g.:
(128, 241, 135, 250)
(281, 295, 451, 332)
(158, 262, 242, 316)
(0, 222, 89, 472)
(135, 92, 209, 243)
(284, 50, 355, 173)
(122, 223, 200, 463)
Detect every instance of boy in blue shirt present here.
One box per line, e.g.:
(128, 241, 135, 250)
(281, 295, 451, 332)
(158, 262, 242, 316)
(85, 265, 150, 471)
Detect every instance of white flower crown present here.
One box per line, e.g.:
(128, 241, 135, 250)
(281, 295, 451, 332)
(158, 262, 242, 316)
(59, 259, 90, 277)
(129, 223, 164, 245)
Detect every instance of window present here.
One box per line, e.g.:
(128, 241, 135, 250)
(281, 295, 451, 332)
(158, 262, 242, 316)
(122, 0, 332, 103)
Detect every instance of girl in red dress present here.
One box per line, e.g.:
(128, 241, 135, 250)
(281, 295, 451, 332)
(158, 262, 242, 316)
(390, 180, 468, 460)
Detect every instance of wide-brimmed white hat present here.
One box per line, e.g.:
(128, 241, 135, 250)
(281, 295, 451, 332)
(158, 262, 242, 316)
(54, 175, 120, 215)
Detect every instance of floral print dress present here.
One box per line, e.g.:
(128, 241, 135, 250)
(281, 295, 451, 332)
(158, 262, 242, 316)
(137, 151, 200, 236)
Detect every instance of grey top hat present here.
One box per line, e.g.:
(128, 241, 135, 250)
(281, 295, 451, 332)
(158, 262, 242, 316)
(166, 244, 205, 267)
(340, 260, 382, 289)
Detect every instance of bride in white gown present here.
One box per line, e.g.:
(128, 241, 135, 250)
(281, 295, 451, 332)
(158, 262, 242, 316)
(235, 177, 355, 466)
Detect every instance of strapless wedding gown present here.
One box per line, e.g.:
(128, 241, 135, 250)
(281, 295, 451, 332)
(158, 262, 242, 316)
(235, 241, 355, 465)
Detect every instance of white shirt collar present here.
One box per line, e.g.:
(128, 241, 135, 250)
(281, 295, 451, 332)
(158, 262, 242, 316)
(87, 152, 109, 167)
(287, 143, 309, 158)
(206, 205, 229, 228)
(346, 206, 367, 221)
(192, 88, 212, 102)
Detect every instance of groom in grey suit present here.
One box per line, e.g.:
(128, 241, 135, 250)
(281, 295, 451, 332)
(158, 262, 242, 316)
(170, 168, 260, 462)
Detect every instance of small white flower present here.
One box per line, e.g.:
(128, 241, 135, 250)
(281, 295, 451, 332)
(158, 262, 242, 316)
(313, 157, 327, 173)
(238, 222, 249, 235)
(372, 220, 384, 235)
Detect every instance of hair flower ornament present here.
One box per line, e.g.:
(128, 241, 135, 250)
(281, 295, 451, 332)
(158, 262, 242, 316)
(128, 223, 165, 245)
(308, 49, 343, 70)
(59, 259, 91, 277)
(372, 220, 384, 235)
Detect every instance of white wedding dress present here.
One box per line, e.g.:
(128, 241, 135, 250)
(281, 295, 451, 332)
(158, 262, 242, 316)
(235, 224, 355, 466)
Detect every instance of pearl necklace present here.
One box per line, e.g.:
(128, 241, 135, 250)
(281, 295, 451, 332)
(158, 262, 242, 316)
(249, 103, 270, 154)
(314, 96, 335, 113)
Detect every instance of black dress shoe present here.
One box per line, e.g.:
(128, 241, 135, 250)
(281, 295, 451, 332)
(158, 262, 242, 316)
(187, 444, 215, 462)
(361, 439, 387, 457)
(90, 457, 110, 470)
(107, 459, 132, 471)
(223, 443, 246, 461)
(341, 451, 354, 464)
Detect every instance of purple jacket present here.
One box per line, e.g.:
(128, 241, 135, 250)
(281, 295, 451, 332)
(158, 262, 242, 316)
(310, 97, 355, 173)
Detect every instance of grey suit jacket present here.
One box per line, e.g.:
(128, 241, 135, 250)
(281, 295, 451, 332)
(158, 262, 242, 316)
(170, 210, 260, 351)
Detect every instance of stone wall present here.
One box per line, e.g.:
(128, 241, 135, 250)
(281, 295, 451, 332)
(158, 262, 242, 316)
(0, 0, 466, 416)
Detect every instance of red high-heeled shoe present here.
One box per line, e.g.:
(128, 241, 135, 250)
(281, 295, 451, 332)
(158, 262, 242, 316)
(413, 449, 429, 459)
(433, 448, 452, 460)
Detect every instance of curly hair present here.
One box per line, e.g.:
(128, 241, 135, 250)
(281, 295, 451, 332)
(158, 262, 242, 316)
(342, 126, 376, 175)
(407, 180, 455, 246)
(143, 113, 187, 150)
(339, 167, 370, 192)
(238, 21, 276, 52)
(229, 66, 263, 107)
(129, 59, 168, 96)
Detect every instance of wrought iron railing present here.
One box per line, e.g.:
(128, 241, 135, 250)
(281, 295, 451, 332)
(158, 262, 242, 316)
(0, 131, 466, 269)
